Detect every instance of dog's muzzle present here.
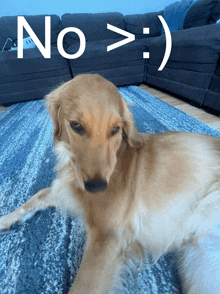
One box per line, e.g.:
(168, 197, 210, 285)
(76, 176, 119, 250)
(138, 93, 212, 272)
(84, 178, 107, 193)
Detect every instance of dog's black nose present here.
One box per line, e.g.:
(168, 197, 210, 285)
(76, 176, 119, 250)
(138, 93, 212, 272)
(84, 178, 107, 193)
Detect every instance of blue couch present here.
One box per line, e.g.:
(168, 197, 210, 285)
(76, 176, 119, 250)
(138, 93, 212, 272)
(0, 0, 220, 111)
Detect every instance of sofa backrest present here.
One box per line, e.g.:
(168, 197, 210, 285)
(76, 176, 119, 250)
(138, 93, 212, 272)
(61, 12, 125, 46)
(183, 0, 220, 29)
(0, 14, 63, 51)
(124, 11, 163, 39)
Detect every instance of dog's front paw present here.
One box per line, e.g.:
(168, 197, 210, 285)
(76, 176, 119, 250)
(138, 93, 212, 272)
(0, 214, 18, 234)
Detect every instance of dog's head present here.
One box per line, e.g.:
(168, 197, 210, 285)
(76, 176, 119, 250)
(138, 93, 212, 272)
(46, 74, 140, 193)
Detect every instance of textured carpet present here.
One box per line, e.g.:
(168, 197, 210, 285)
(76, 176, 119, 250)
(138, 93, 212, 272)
(1, 85, 220, 294)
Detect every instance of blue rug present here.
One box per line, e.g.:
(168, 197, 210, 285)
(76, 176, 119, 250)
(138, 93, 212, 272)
(1, 86, 220, 294)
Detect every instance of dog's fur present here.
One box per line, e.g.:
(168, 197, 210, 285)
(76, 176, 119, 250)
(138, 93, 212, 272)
(1, 74, 220, 293)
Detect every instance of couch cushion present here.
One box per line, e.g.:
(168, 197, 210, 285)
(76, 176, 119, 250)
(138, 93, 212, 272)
(0, 46, 70, 76)
(209, 74, 220, 91)
(0, 74, 71, 106)
(183, 0, 220, 29)
(149, 24, 220, 73)
(147, 73, 208, 103)
(0, 75, 71, 97)
(203, 90, 220, 110)
(216, 60, 220, 77)
(147, 64, 213, 90)
(72, 65, 145, 87)
(66, 38, 153, 86)
(203, 59, 220, 111)
(213, 1, 220, 22)
(0, 14, 62, 51)
(147, 23, 220, 105)
(61, 13, 125, 46)
(124, 11, 163, 39)
(66, 38, 155, 69)
(206, 60, 220, 95)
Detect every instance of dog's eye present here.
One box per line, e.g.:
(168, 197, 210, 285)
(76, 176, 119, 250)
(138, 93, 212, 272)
(111, 126, 120, 136)
(70, 121, 84, 135)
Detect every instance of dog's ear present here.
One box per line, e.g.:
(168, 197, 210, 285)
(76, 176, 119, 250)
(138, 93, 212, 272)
(45, 88, 62, 141)
(121, 98, 141, 147)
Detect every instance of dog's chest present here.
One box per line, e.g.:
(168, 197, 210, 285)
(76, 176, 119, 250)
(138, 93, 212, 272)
(131, 197, 195, 260)
(131, 189, 220, 261)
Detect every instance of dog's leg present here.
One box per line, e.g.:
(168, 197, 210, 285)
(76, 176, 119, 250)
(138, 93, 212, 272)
(0, 187, 54, 233)
(179, 234, 220, 294)
(68, 230, 123, 294)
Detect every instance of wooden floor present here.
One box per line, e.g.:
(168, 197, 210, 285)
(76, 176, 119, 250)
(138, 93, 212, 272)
(140, 84, 220, 132)
(1, 85, 220, 131)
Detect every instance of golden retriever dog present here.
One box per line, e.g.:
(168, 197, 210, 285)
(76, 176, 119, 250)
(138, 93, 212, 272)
(1, 74, 220, 294)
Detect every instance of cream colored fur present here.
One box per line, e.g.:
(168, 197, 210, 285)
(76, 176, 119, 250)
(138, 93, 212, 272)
(1, 74, 220, 293)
